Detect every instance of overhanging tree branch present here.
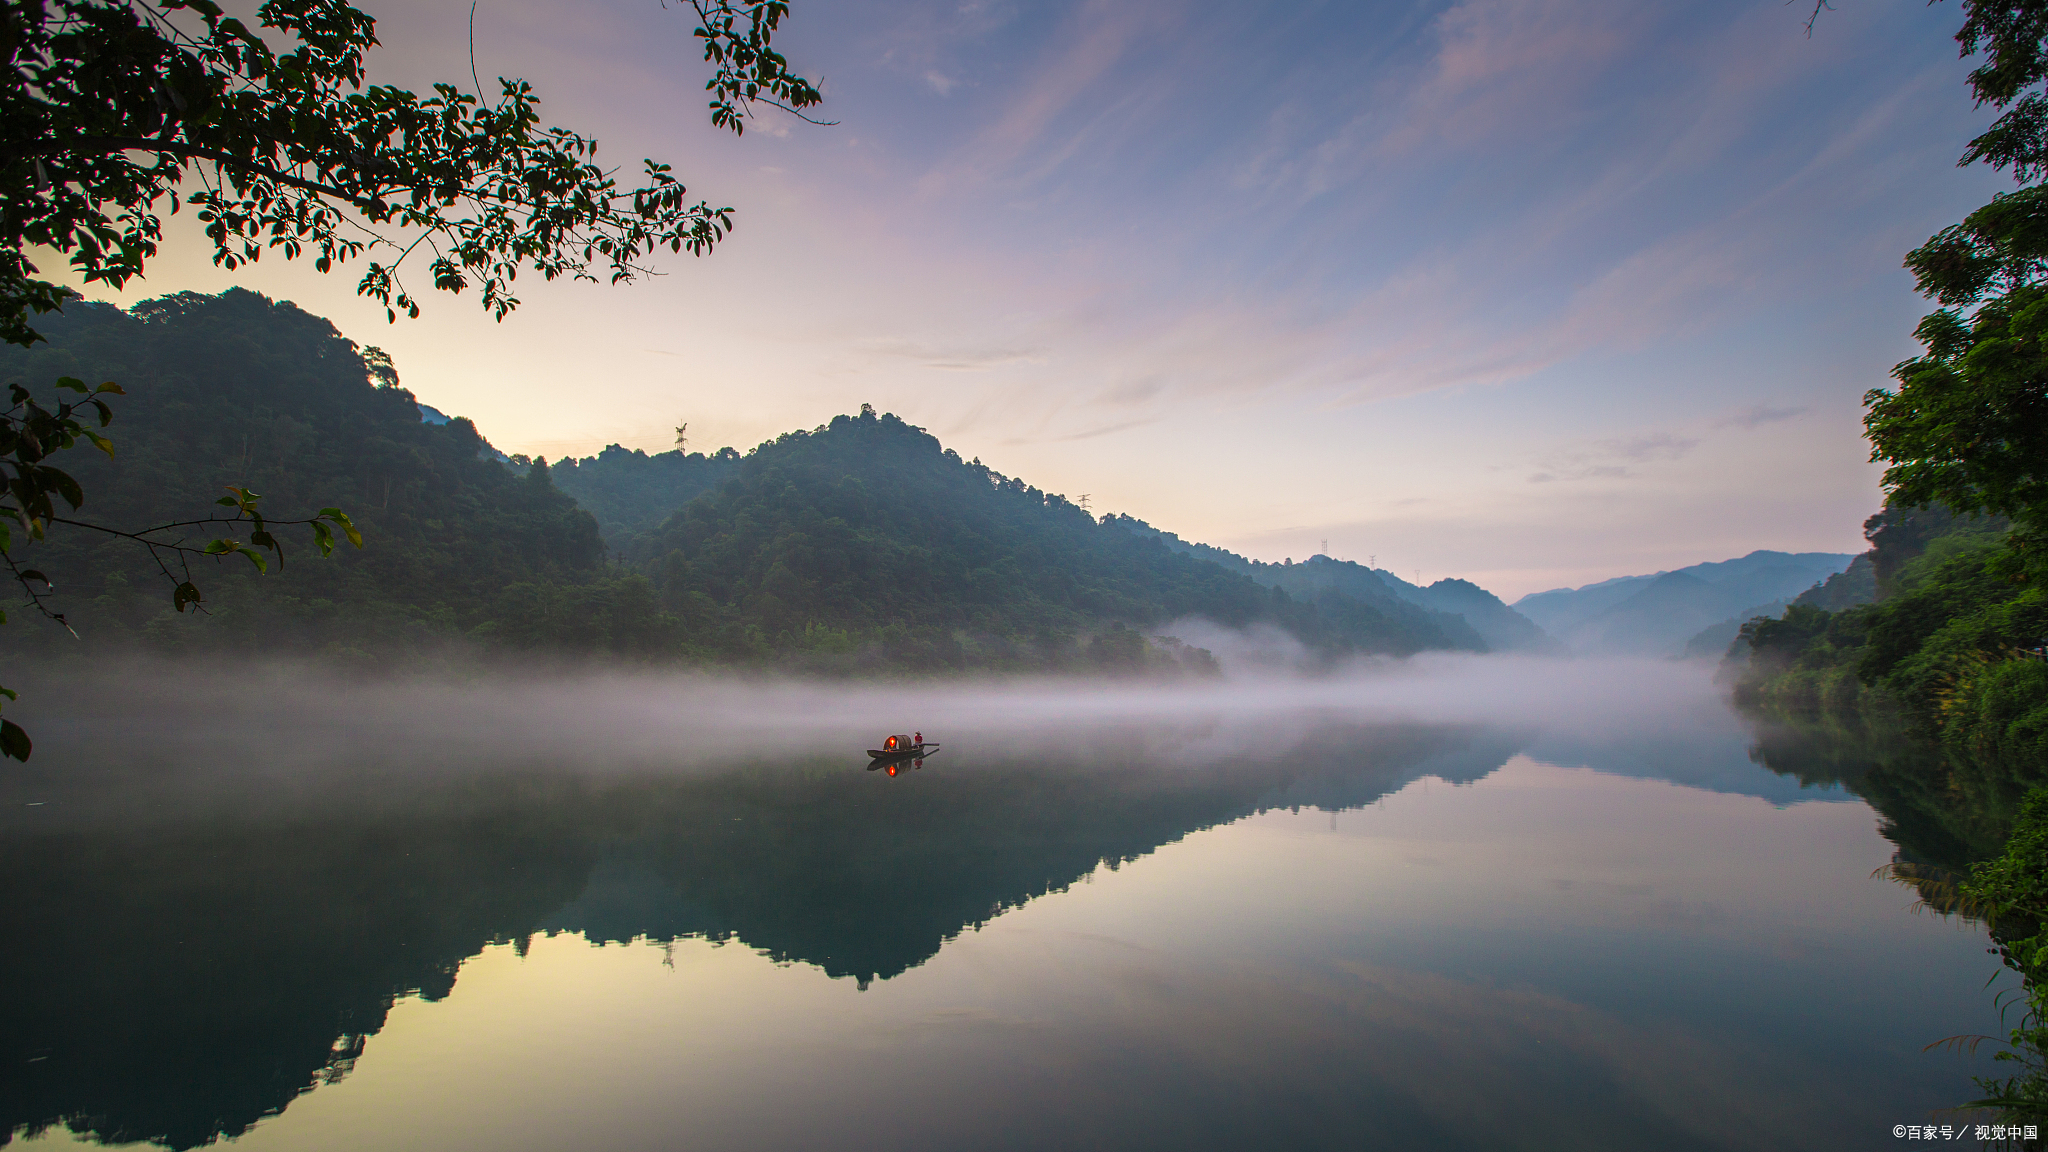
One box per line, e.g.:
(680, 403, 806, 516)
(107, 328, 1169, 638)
(0, 0, 824, 760)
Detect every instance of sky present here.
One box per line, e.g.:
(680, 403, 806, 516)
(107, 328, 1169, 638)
(52, 0, 2015, 600)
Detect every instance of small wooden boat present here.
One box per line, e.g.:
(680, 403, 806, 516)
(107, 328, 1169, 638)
(866, 733, 938, 760)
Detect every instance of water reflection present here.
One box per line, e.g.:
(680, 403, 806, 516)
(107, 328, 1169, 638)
(1742, 709, 2043, 873)
(0, 675, 2001, 1152)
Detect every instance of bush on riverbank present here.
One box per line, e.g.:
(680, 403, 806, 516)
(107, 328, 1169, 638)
(1961, 786, 2048, 1128)
(1730, 528, 2048, 769)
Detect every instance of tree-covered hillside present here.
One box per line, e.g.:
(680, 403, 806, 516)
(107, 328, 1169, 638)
(1730, 501, 2045, 768)
(556, 440, 1535, 656)
(0, 292, 1500, 673)
(0, 289, 617, 659)
(552, 445, 739, 544)
(612, 409, 1472, 664)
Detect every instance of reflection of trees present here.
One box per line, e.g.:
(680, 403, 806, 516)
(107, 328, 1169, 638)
(1741, 707, 2047, 877)
(561, 725, 1521, 986)
(0, 780, 599, 1150)
(0, 724, 1517, 1150)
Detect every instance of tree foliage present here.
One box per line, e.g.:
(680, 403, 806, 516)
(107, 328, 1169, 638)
(0, 0, 821, 755)
(1958, 785, 2048, 1125)
(3, 0, 821, 334)
(1733, 503, 2048, 767)
(1868, 0, 2048, 572)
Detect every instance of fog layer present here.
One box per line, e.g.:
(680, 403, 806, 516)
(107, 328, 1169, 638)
(16, 650, 1728, 777)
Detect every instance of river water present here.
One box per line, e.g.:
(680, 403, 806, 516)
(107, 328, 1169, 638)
(0, 657, 2017, 1151)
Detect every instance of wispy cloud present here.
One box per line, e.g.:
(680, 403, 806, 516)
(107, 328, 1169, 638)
(918, 0, 1165, 193)
(854, 336, 1044, 371)
(1719, 404, 1808, 429)
(1040, 416, 1161, 443)
(1526, 431, 1699, 484)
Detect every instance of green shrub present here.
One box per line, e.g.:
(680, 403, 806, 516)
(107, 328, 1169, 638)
(1960, 787, 2048, 1125)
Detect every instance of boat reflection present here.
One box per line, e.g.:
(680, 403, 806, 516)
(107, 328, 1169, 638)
(866, 733, 939, 776)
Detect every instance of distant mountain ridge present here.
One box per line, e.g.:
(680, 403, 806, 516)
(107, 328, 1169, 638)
(1104, 517, 1547, 651)
(1515, 549, 1867, 655)
(1515, 551, 1857, 656)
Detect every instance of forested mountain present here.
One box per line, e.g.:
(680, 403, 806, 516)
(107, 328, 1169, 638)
(1790, 554, 1877, 611)
(0, 289, 617, 659)
(608, 411, 1475, 663)
(1516, 550, 1857, 656)
(552, 445, 738, 544)
(1103, 519, 1545, 651)
(0, 291, 1512, 672)
(1338, 568, 1548, 652)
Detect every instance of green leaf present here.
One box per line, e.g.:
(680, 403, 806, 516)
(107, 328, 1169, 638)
(202, 538, 237, 555)
(93, 382, 125, 395)
(83, 431, 114, 459)
(236, 546, 267, 573)
(53, 377, 86, 393)
(319, 508, 364, 548)
(0, 687, 18, 702)
(311, 520, 335, 557)
(44, 468, 82, 510)
(1, 718, 33, 762)
(216, 496, 239, 507)
(17, 570, 48, 587)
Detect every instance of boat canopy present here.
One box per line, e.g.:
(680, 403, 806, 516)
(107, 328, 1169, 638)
(882, 734, 912, 751)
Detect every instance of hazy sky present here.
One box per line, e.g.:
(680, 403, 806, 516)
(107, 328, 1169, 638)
(57, 0, 2010, 599)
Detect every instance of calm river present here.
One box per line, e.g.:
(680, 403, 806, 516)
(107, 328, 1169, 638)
(0, 657, 2017, 1150)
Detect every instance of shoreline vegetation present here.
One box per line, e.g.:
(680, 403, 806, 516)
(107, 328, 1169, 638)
(1728, 505, 2048, 1133)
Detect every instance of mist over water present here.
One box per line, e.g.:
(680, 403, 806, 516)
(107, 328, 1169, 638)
(12, 648, 1729, 778)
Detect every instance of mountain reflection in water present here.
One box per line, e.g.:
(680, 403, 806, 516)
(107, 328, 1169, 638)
(0, 662, 2007, 1152)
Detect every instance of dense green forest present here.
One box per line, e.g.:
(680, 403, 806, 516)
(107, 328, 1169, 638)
(1731, 502, 2047, 768)
(0, 290, 1511, 675)
(551, 445, 738, 544)
(0, 290, 613, 661)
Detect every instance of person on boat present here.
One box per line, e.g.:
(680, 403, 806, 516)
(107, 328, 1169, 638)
(915, 731, 923, 748)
